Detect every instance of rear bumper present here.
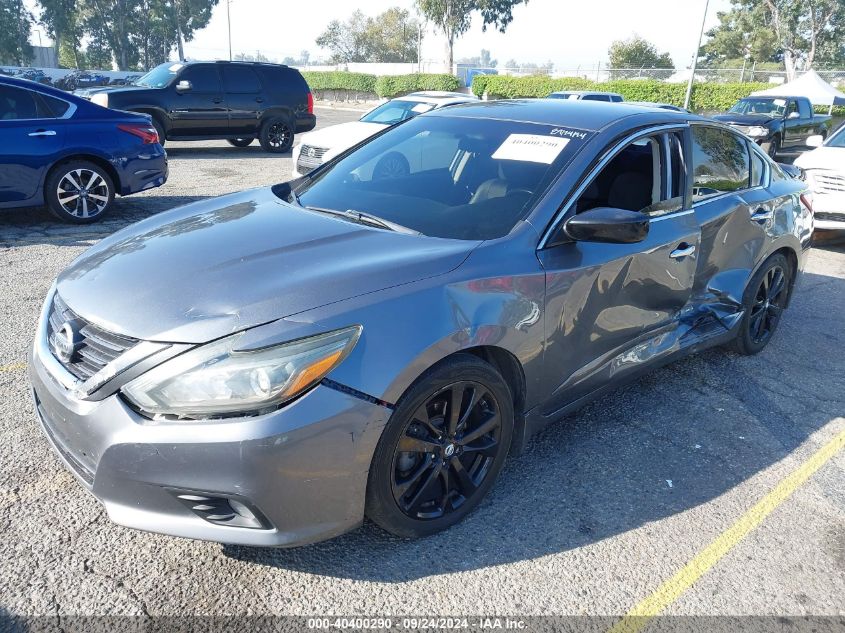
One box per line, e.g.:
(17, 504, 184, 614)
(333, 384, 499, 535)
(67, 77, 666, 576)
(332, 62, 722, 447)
(29, 334, 389, 547)
(117, 145, 168, 196)
(296, 113, 317, 134)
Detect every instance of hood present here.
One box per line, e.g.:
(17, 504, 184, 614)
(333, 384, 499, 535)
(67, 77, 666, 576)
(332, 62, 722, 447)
(298, 121, 387, 153)
(56, 188, 477, 344)
(794, 146, 845, 172)
(712, 113, 777, 125)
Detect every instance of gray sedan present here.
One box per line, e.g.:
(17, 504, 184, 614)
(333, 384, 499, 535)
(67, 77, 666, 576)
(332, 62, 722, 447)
(30, 100, 813, 546)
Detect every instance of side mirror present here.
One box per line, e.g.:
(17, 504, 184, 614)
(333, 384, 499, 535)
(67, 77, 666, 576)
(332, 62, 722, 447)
(562, 207, 649, 244)
(175, 80, 192, 92)
(807, 134, 824, 148)
(787, 111, 800, 119)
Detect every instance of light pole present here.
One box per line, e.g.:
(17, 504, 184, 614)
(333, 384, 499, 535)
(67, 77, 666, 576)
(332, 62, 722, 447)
(227, 0, 233, 61)
(683, 0, 710, 111)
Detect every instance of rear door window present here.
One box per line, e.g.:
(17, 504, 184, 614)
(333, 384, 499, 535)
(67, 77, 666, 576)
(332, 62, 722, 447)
(690, 126, 750, 202)
(222, 66, 262, 93)
(36, 93, 71, 118)
(0, 85, 39, 120)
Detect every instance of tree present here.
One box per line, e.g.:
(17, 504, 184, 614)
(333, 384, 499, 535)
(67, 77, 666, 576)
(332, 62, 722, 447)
(457, 48, 497, 67)
(316, 8, 421, 64)
(416, 0, 527, 71)
(0, 0, 33, 65)
(608, 35, 674, 69)
(701, 0, 845, 79)
(315, 10, 369, 63)
(39, 0, 83, 67)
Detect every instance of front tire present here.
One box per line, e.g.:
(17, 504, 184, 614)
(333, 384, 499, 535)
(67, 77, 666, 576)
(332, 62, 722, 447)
(732, 253, 792, 355)
(761, 135, 780, 159)
(227, 138, 254, 148)
(366, 354, 514, 538)
(259, 117, 294, 153)
(44, 160, 115, 224)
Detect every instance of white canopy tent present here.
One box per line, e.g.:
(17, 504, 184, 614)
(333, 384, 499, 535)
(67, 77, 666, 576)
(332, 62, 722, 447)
(751, 70, 845, 114)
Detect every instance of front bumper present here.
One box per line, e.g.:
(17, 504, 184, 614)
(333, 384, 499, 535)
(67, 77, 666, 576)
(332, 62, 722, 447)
(810, 193, 845, 231)
(29, 334, 389, 547)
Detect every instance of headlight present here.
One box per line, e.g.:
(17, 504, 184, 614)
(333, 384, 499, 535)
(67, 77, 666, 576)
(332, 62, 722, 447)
(122, 326, 361, 420)
(747, 126, 768, 137)
(91, 93, 109, 107)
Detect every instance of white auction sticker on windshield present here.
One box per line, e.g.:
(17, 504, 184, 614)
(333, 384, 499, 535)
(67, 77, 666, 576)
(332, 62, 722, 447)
(492, 134, 570, 164)
(773, 98, 786, 106)
(411, 103, 435, 113)
(169, 63, 184, 72)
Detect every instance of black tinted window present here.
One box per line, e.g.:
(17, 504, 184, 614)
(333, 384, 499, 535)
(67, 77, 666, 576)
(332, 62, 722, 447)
(180, 65, 221, 92)
(691, 126, 750, 202)
(222, 66, 261, 93)
(38, 93, 70, 117)
(0, 85, 39, 120)
(582, 94, 610, 101)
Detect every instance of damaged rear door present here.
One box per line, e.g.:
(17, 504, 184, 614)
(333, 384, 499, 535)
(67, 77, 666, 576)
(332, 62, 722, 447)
(688, 124, 771, 328)
(537, 126, 700, 414)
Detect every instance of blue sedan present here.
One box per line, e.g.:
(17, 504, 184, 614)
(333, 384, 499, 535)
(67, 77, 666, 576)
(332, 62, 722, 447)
(0, 76, 167, 223)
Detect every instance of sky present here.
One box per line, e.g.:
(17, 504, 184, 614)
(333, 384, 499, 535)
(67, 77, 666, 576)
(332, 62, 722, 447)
(27, 0, 734, 70)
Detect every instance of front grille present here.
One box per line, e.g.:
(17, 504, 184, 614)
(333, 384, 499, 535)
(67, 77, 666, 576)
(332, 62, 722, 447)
(811, 171, 845, 195)
(47, 293, 137, 381)
(296, 144, 328, 173)
(814, 211, 845, 222)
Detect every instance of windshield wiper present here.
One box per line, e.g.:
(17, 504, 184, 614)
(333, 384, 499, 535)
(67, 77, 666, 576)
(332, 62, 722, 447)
(305, 206, 420, 235)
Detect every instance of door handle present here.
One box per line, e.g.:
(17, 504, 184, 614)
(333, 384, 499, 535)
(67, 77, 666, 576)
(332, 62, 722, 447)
(669, 244, 696, 259)
(750, 208, 773, 223)
(212, 97, 223, 104)
(255, 97, 265, 103)
(28, 129, 56, 137)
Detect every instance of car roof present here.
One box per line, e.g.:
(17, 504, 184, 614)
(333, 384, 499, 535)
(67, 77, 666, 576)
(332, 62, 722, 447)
(400, 91, 478, 105)
(428, 98, 698, 131)
(549, 90, 623, 97)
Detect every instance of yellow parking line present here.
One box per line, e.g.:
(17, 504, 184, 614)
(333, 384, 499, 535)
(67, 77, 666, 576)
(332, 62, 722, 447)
(609, 426, 845, 633)
(0, 362, 27, 373)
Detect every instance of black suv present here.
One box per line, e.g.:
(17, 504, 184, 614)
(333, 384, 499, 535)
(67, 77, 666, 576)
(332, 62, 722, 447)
(88, 61, 316, 152)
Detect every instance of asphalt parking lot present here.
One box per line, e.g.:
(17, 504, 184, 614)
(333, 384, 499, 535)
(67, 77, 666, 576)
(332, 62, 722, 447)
(0, 106, 843, 624)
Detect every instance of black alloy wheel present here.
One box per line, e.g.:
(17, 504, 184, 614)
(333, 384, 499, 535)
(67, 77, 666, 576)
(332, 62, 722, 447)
(733, 253, 792, 355)
(366, 354, 514, 538)
(259, 118, 293, 153)
(372, 152, 410, 180)
(391, 381, 503, 520)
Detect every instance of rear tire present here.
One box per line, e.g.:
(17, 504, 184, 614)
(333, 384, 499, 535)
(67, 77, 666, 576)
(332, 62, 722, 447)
(366, 354, 514, 538)
(732, 253, 792, 355)
(151, 118, 166, 147)
(44, 160, 115, 224)
(227, 138, 254, 148)
(259, 117, 294, 153)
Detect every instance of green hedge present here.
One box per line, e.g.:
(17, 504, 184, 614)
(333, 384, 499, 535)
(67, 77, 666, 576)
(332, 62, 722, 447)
(301, 71, 461, 99)
(472, 75, 778, 112)
(374, 73, 461, 98)
(301, 71, 377, 94)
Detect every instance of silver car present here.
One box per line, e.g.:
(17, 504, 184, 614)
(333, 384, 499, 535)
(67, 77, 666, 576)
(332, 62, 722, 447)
(30, 100, 813, 547)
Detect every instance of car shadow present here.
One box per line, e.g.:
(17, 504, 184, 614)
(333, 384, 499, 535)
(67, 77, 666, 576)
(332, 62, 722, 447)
(165, 145, 291, 160)
(222, 266, 845, 582)
(0, 195, 211, 247)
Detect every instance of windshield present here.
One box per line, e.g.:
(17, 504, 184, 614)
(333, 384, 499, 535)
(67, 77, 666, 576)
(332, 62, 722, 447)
(360, 100, 436, 125)
(134, 62, 185, 88)
(729, 98, 786, 116)
(825, 125, 845, 147)
(293, 114, 592, 240)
